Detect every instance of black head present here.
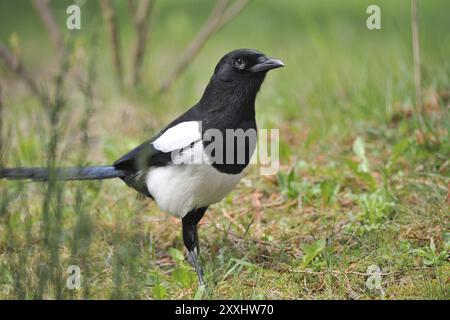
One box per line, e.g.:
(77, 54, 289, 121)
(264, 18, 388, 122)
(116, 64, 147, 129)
(199, 49, 284, 117)
(213, 48, 285, 83)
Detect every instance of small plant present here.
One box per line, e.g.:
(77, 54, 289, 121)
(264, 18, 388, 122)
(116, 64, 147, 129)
(346, 136, 377, 192)
(413, 238, 449, 267)
(302, 238, 326, 270)
(353, 136, 370, 173)
(168, 248, 196, 288)
(224, 257, 260, 279)
(277, 163, 339, 207)
(345, 192, 395, 235)
(152, 281, 167, 300)
(319, 179, 340, 206)
(277, 168, 301, 199)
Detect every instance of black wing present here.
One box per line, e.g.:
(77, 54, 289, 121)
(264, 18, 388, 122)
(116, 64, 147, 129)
(113, 133, 168, 172)
(112, 119, 202, 197)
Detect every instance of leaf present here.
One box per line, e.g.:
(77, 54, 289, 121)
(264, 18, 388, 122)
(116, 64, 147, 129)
(353, 136, 370, 172)
(277, 169, 300, 199)
(230, 258, 258, 269)
(287, 168, 296, 185)
(279, 140, 292, 161)
(172, 267, 190, 287)
(392, 138, 410, 159)
(346, 158, 359, 172)
(194, 285, 206, 300)
(168, 248, 185, 263)
(356, 171, 377, 192)
(277, 171, 288, 191)
(353, 136, 365, 158)
(429, 237, 436, 253)
(9, 32, 20, 51)
(152, 283, 167, 299)
(224, 258, 259, 278)
(302, 239, 326, 266)
(320, 179, 338, 206)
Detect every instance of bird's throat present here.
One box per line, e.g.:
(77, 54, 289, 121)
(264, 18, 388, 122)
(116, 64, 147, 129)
(199, 76, 264, 121)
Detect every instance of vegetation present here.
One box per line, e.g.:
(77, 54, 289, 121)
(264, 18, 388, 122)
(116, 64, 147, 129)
(0, 0, 448, 299)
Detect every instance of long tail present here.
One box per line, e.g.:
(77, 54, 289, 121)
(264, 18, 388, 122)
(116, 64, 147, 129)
(0, 166, 125, 181)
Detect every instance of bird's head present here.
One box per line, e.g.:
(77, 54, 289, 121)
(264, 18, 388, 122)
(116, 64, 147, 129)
(213, 48, 285, 83)
(200, 49, 284, 109)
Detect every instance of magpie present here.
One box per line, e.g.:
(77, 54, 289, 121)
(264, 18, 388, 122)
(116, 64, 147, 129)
(0, 48, 285, 285)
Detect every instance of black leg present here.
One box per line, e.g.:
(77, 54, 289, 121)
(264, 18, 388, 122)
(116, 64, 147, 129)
(182, 207, 207, 286)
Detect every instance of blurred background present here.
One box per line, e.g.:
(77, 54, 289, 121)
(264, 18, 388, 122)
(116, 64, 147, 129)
(0, 0, 448, 299)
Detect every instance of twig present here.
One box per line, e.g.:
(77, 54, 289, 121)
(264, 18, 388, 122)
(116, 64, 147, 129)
(36, 44, 72, 299)
(127, 0, 136, 18)
(219, 0, 251, 26)
(32, 0, 64, 59)
(222, 208, 246, 233)
(0, 43, 43, 99)
(213, 223, 281, 249)
(158, 0, 251, 93)
(411, 2, 440, 149)
(411, 0, 422, 114)
(287, 266, 433, 277)
(260, 197, 285, 208)
(131, 0, 154, 85)
(0, 81, 3, 167)
(100, 0, 124, 87)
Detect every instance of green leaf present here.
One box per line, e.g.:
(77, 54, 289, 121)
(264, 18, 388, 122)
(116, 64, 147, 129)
(279, 140, 292, 162)
(320, 179, 339, 206)
(277, 169, 301, 199)
(353, 136, 365, 158)
(152, 283, 167, 299)
(172, 267, 190, 287)
(168, 248, 185, 263)
(230, 258, 258, 269)
(277, 171, 288, 191)
(392, 138, 410, 158)
(429, 238, 436, 253)
(353, 136, 370, 172)
(194, 285, 206, 300)
(356, 171, 377, 192)
(302, 239, 326, 266)
(346, 158, 359, 172)
(287, 168, 296, 185)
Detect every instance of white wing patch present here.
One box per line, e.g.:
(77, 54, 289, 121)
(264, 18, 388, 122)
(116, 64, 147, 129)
(152, 121, 201, 153)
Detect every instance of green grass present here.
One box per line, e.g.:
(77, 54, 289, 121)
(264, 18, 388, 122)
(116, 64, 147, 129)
(0, 0, 449, 299)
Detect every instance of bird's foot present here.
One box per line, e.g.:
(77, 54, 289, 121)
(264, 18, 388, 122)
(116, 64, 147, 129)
(187, 250, 205, 286)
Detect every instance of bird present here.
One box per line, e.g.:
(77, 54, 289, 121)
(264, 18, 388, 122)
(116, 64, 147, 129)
(0, 48, 285, 286)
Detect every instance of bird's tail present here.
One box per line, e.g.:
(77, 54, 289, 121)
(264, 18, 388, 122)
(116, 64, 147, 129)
(0, 166, 125, 181)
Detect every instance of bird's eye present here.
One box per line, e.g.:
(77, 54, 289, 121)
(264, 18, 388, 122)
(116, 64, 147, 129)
(234, 58, 246, 69)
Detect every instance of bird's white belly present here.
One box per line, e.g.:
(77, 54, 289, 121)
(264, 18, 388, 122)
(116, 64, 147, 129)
(146, 164, 243, 218)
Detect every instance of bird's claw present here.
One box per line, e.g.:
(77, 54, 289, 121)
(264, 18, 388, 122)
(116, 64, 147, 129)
(188, 250, 205, 286)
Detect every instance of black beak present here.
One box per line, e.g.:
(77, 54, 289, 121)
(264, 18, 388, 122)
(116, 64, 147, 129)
(250, 57, 285, 73)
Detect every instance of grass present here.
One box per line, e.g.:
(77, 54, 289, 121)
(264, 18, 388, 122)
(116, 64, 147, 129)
(0, 0, 449, 299)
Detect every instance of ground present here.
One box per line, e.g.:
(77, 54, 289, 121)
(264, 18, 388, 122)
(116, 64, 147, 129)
(0, 0, 449, 299)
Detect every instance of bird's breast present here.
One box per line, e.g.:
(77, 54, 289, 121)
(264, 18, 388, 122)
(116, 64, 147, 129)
(202, 118, 257, 174)
(145, 163, 243, 218)
(145, 140, 244, 218)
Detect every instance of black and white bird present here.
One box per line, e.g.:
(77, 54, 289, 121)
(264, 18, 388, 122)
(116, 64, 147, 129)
(0, 48, 284, 285)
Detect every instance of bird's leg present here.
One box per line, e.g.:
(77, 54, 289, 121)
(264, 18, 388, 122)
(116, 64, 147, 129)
(182, 207, 207, 286)
(182, 220, 204, 286)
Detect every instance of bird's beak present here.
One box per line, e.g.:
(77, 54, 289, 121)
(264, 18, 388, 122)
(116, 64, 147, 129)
(250, 57, 285, 73)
